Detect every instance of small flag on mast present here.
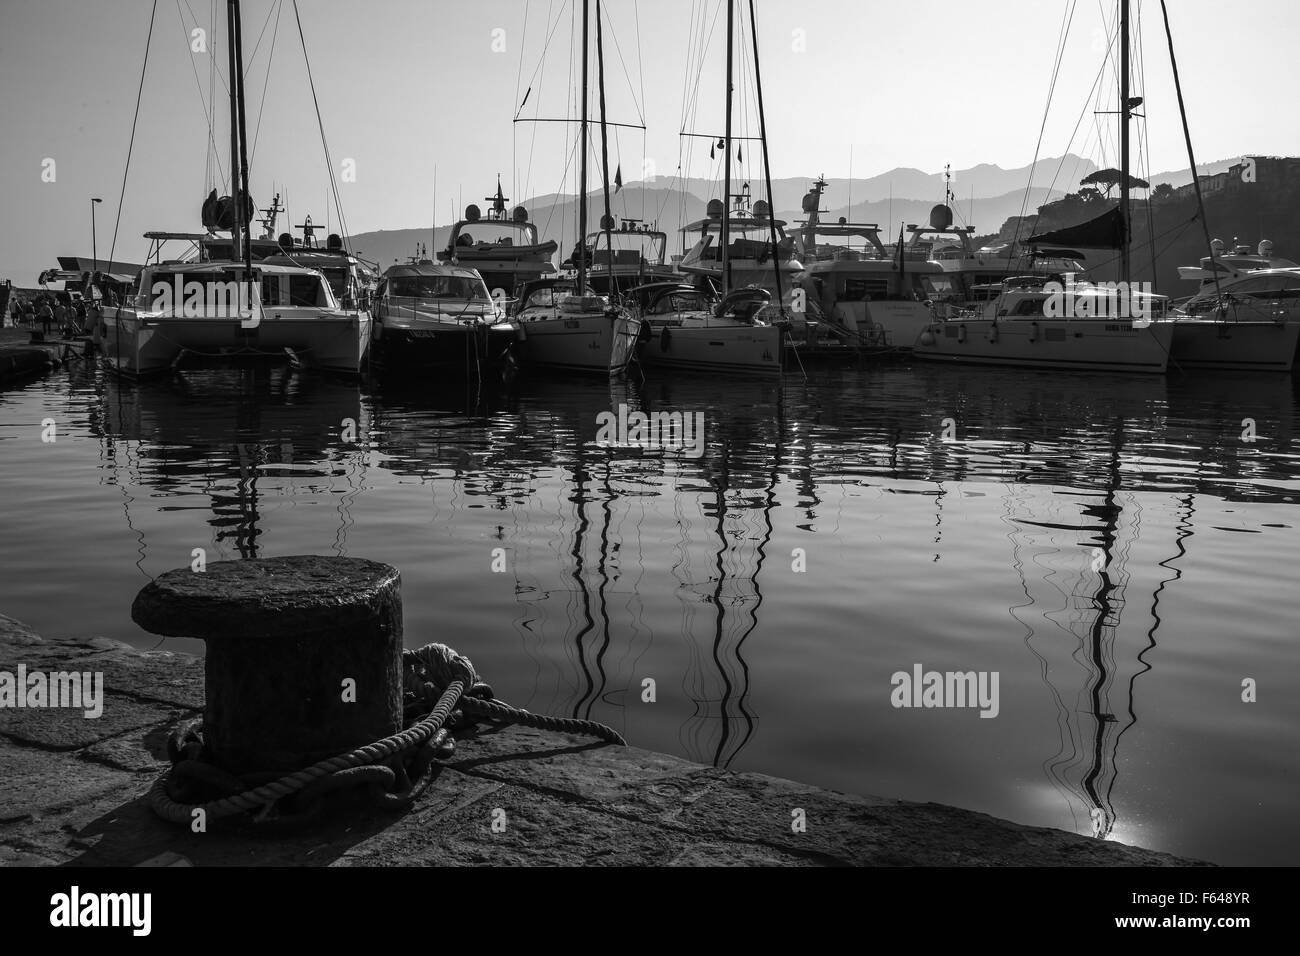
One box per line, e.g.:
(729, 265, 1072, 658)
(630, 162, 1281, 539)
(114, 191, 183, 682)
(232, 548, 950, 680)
(614, 165, 623, 192)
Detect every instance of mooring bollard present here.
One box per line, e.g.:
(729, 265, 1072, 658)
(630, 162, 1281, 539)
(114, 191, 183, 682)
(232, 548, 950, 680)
(132, 555, 403, 775)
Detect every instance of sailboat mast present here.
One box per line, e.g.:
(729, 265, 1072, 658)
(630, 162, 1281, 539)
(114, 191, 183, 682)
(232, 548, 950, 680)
(1119, 0, 1131, 284)
(596, 1, 615, 297)
(748, 0, 782, 311)
(232, 0, 253, 279)
(578, 0, 590, 291)
(225, 0, 242, 262)
(721, 0, 734, 296)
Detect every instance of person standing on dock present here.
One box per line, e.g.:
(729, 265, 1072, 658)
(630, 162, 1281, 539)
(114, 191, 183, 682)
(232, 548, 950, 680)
(55, 299, 72, 337)
(37, 300, 53, 336)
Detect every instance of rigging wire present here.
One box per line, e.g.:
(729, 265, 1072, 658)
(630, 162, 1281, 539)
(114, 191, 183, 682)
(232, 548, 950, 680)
(512, 0, 531, 202)
(291, 0, 351, 251)
(249, 0, 284, 167)
(108, 0, 159, 273)
(175, 0, 226, 192)
(1020, 16, 1124, 243)
(242, 0, 278, 76)
(1010, 0, 1076, 252)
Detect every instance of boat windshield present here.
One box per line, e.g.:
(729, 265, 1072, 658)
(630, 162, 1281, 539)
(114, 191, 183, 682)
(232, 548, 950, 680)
(588, 231, 665, 265)
(318, 267, 350, 298)
(389, 275, 487, 300)
(647, 289, 711, 314)
(450, 222, 537, 247)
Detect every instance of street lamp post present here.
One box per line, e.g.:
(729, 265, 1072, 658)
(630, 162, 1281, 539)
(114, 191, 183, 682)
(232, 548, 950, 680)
(91, 197, 102, 276)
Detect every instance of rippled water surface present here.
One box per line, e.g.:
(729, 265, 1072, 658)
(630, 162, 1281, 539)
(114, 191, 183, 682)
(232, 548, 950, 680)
(2, 357, 1297, 865)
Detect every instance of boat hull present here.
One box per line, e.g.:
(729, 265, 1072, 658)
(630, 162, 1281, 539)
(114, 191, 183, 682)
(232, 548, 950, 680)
(831, 300, 933, 349)
(516, 311, 641, 374)
(370, 322, 516, 375)
(914, 318, 1173, 373)
(1168, 320, 1300, 372)
(99, 307, 370, 377)
(640, 322, 783, 374)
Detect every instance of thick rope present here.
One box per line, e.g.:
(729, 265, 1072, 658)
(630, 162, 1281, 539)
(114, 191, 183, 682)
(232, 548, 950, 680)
(149, 678, 465, 824)
(149, 642, 626, 826)
(461, 697, 625, 746)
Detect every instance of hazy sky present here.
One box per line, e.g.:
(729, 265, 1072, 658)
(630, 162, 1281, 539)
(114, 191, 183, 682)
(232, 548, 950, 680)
(3, 0, 1298, 285)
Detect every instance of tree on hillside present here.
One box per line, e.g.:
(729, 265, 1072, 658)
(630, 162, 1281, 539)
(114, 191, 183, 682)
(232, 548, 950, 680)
(1080, 168, 1150, 198)
(1151, 182, 1175, 202)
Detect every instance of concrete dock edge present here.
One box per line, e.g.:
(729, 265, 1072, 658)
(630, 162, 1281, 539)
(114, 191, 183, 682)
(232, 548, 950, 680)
(0, 614, 1210, 867)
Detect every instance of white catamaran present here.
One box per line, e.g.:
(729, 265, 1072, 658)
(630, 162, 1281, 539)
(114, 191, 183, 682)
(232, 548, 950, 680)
(98, 0, 370, 378)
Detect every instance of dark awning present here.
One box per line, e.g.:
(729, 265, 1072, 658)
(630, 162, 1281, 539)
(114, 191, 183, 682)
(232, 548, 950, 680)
(55, 256, 144, 278)
(1027, 206, 1125, 250)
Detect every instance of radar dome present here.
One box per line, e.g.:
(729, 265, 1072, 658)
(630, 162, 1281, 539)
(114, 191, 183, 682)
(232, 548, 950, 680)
(1210, 238, 1225, 254)
(465, 204, 481, 222)
(801, 191, 819, 214)
(1259, 239, 1274, 257)
(754, 200, 770, 219)
(277, 232, 294, 252)
(327, 233, 343, 252)
(929, 204, 954, 230)
(600, 214, 616, 230)
(513, 205, 529, 223)
(706, 199, 724, 219)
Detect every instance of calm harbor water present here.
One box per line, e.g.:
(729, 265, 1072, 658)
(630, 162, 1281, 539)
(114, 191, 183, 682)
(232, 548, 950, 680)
(2, 356, 1297, 865)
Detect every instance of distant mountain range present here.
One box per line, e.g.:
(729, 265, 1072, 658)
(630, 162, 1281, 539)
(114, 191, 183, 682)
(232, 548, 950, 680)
(348, 153, 1243, 271)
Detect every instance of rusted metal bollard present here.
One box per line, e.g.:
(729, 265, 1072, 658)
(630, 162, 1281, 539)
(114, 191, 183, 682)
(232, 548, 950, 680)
(132, 555, 403, 775)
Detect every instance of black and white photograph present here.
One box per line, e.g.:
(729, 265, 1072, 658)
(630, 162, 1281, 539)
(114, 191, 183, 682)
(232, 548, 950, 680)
(0, 0, 1291, 934)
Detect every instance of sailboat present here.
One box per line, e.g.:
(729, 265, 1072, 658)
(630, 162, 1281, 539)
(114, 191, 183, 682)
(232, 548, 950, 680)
(99, 0, 370, 378)
(913, 0, 1175, 373)
(513, 0, 641, 376)
(633, 0, 784, 375)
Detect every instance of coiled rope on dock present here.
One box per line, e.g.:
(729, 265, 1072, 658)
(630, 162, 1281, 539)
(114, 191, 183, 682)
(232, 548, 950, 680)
(148, 642, 625, 827)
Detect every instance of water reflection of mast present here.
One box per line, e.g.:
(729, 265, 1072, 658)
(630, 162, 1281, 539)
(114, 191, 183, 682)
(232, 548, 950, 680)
(707, 441, 737, 764)
(698, 434, 766, 769)
(1107, 492, 1196, 813)
(1079, 420, 1127, 836)
(568, 449, 599, 719)
(1013, 417, 1147, 839)
(720, 407, 781, 768)
(583, 458, 616, 721)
